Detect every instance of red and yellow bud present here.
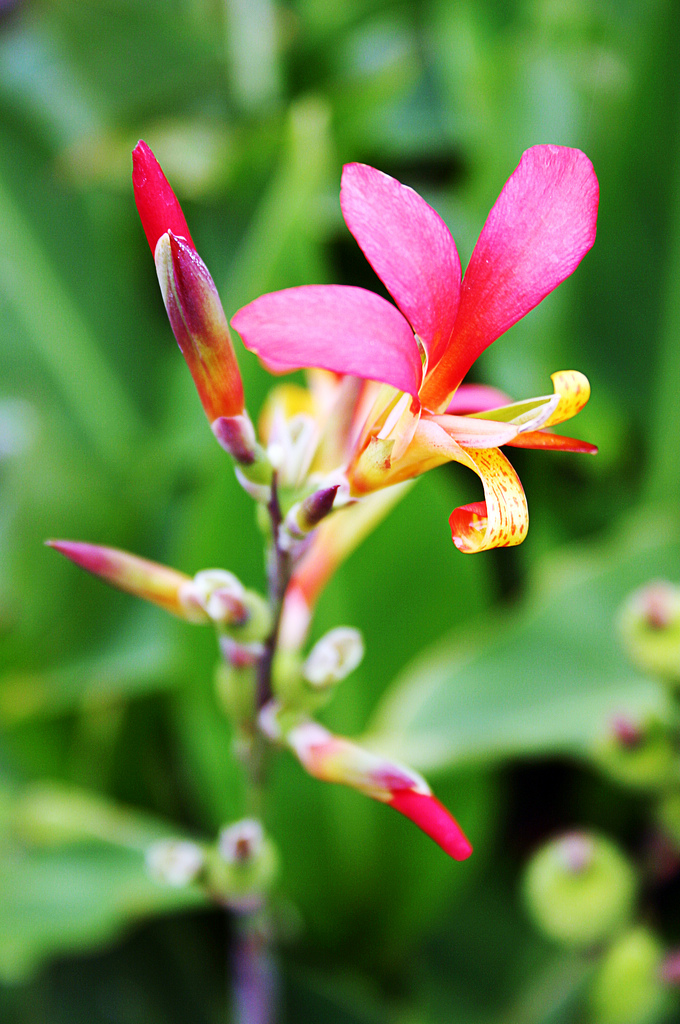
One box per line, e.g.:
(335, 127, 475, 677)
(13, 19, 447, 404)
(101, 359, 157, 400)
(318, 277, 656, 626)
(132, 140, 244, 424)
(155, 232, 244, 422)
(46, 540, 208, 623)
(286, 721, 472, 860)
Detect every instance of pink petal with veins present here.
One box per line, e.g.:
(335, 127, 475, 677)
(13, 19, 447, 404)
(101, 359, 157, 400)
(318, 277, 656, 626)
(232, 285, 422, 397)
(389, 789, 473, 861)
(421, 146, 599, 409)
(341, 163, 461, 368)
(132, 140, 194, 254)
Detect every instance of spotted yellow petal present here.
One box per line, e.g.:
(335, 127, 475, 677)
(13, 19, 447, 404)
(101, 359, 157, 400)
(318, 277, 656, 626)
(449, 446, 528, 553)
(543, 370, 590, 427)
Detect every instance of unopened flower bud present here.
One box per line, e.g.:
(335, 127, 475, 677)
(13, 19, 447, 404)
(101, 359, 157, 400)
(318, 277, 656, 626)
(146, 838, 205, 886)
(283, 485, 340, 541)
(46, 540, 209, 623)
(302, 627, 364, 688)
(133, 143, 245, 426)
(190, 569, 248, 625)
(593, 716, 677, 791)
(212, 413, 271, 481)
(204, 821, 278, 911)
(155, 232, 244, 423)
(590, 927, 667, 1024)
(619, 582, 680, 682)
(523, 831, 637, 947)
(218, 819, 264, 864)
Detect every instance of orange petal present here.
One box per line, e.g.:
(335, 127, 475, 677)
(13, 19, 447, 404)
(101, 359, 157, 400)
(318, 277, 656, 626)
(448, 446, 528, 553)
(506, 431, 597, 453)
(543, 370, 591, 427)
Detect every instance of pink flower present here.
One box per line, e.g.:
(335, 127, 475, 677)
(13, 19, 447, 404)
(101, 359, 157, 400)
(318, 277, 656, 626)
(232, 147, 599, 553)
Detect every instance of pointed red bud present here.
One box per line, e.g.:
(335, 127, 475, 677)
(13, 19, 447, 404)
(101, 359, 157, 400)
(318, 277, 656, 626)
(286, 722, 472, 860)
(132, 140, 195, 254)
(155, 232, 244, 422)
(46, 540, 208, 622)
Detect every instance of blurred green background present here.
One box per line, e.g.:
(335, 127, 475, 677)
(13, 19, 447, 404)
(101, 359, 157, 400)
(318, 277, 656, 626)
(1, 0, 680, 1021)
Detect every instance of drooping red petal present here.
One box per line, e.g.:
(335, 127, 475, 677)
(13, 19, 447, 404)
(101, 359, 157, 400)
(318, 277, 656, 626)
(389, 789, 473, 861)
(340, 163, 462, 368)
(132, 140, 195, 254)
(232, 285, 422, 397)
(445, 383, 513, 415)
(505, 431, 597, 453)
(421, 146, 599, 410)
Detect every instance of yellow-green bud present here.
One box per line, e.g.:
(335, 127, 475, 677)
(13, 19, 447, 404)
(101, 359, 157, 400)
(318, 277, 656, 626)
(204, 821, 278, 911)
(619, 582, 680, 683)
(589, 927, 667, 1024)
(523, 832, 637, 947)
(592, 716, 678, 791)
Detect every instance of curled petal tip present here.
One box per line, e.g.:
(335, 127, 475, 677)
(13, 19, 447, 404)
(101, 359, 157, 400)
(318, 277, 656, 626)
(389, 789, 473, 861)
(132, 140, 194, 254)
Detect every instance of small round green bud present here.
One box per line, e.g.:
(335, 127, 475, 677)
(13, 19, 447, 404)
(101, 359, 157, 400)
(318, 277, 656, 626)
(593, 716, 678, 791)
(523, 832, 637, 947)
(619, 582, 680, 683)
(590, 927, 667, 1024)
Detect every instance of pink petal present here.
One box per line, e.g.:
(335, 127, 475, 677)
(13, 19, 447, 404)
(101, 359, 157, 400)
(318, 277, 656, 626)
(389, 790, 473, 861)
(340, 163, 461, 368)
(421, 146, 599, 410)
(445, 383, 513, 415)
(132, 141, 195, 254)
(231, 285, 422, 397)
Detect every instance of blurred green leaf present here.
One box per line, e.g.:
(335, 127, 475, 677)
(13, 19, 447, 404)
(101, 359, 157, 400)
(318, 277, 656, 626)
(0, 781, 207, 983)
(367, 507, 676, 772)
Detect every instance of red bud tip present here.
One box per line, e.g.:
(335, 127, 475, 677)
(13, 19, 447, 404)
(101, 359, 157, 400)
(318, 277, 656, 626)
(132, 140, 194, 254)
(389, 789, 473, 861)
(46, 539, 206, 622)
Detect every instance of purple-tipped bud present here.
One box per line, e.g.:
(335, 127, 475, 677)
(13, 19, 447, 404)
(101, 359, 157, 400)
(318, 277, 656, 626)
(46, 540, 209, 622)
(611, 715, 643, 749)
(212, 413, 271, 487)
(283, 484, 345, 543)
(155, 232, 244, 423)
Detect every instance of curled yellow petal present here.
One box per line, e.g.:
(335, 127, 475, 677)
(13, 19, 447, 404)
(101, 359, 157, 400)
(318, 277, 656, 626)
(449, 446, 528, 553)
(543, 370, 590, 427)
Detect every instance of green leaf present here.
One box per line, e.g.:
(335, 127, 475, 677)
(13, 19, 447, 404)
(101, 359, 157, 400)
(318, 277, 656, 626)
(0, 782, 208, 983)
(365, 507, 676, 772)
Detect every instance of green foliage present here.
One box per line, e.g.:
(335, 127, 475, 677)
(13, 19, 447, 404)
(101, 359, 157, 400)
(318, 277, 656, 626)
(1, 0, 679, 1021)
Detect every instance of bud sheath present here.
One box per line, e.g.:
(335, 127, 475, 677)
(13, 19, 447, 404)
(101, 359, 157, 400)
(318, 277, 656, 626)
(156, 232, 244, 422)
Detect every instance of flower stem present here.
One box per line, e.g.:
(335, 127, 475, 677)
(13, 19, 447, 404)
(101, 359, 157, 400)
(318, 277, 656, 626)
(256, 474, 292, 712)
(231, 913, 278, 1024)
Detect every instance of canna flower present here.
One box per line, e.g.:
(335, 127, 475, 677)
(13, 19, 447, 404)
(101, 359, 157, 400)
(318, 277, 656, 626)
(232, 147, 599, 553)
(132, 141, 247, 439)
(281, 718, 472, 860)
